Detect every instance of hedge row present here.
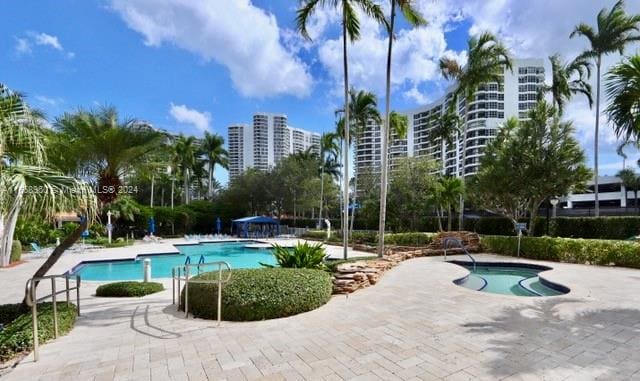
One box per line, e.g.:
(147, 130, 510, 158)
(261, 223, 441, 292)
(0, 303, 77, 362)
(481, 235, 640, 269)
(182, 268, 332, 321)
(10, 240, 22, 263)
(96, 282, 164, 297)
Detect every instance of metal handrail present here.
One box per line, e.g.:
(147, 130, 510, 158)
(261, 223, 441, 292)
(171, 261, 232, 325)
(443, 237, 477, 272)
(24, 274, 81, 362)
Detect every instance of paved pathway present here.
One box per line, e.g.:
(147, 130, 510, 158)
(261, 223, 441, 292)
(2, 250, 640, 380)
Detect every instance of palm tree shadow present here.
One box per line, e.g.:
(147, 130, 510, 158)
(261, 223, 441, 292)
(130, 305, 181, 339)
(463, 298, 640, 379)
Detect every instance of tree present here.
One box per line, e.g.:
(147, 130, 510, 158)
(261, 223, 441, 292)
(434, 177, 464, 231)
(172, 135, 200, 205)
(605, 54, 640, 142)
(571, 0, 640, 216)
(427, 110, 460, 172)
(378, 0, 425, 257)
(470, 101, 591, 235)
(0, 84, 97, 269)
(54, 107, 165, 205)
(439, 31, 512, 230)
(540, 54, 593, 115)
(318, 131, 341, 225)
(616, 168, 639, 213)
(201, 132, 229, 199)
(297, 0, 385, 259)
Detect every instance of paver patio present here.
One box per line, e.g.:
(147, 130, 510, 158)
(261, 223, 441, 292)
(1, 242, 640, 381)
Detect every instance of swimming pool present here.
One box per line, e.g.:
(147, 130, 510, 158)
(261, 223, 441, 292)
(70, 241, 276, 281)
(451, 261, 569, 297)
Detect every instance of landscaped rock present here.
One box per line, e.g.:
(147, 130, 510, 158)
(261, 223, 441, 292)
(331, 231, 481, 294)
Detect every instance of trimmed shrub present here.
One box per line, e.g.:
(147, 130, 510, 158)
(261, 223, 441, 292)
(10, 240, 22, 263)
(182, 268, 332, 321)
(481, 235, 640, 269)
(0, 302, 77, 362)
(301, 229, 328, 241)
(351, 231, 377, 244)
(96, 281, 164, 297)
(550, 217, 640, 240)
(385, 232, 435, 246)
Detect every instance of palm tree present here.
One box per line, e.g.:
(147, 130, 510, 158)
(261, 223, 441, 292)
(297, 0, 385, 259)
(427, 110, 461, 173)
(571, 0, 640, 217)
(54, 107, 165, 205)
(378, 0, 425, 257)
(318, 131, 341, 225)
(201, 132, 229, 199)
(435, 176, 465, 231)
(0, 84, 97, 269)
(606, 54, 640, 142)
(540, 54, 593, 115)
(617, 168, 639, 213)
(439, 31, 512, 230)
(172, 135, 200, 205)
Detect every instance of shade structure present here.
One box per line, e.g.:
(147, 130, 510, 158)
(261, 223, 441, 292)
(231, 216, 280, 238)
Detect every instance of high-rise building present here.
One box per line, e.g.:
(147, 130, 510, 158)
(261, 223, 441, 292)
(228, 113, 321, 180)
(354, 58, 545, 180)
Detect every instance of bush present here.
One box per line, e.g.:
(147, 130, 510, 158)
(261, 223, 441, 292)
(481, 235, 640, 269)
(0, 302, 77, 362)
(385, 232, 435, 246)
(550, 217, 640, 240)
(265, 242, 327, 269)
(96, 281, 164, 297)
(300, 230, 328, 241)
(10, 240, 22, 263)
(350, 231, 377, 244)
(182, 268, 332, 321)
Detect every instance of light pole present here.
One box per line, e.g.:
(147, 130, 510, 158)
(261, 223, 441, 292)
(107, 210, 112, 244)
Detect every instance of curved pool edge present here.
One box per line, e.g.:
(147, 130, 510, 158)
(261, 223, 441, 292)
(447, 260, 571, 297)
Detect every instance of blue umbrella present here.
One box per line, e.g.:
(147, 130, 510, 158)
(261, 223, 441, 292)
(148, 217, 156, 235)
(216, 217, 222, 234)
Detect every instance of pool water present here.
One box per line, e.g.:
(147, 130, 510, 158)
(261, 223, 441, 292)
(71, 241, 276, 281)
(453, 263, 567, 297)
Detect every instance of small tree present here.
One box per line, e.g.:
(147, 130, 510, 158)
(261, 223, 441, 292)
(470, 101, 591, 235)
(617, 168, 640, 214)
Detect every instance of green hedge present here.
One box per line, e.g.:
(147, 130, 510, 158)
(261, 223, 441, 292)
(0, 302, 77, 362)
(481, 235, 640, 269)
(182, 268, 332, 321)
(385, 232, 435, 246)
(549, 217, 640, 240)
(10, 240, 22, 263)
(96, 282, 164, 297)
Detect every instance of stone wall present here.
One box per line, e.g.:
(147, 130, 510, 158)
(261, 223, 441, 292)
(332, 231, 480, 294)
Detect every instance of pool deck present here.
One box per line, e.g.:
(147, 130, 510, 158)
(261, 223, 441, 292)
(1, 250, 640, 380)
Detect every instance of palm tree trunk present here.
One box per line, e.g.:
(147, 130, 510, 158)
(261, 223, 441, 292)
(436, 207, 443, 231)
(0, 189, 24, 267)
(635, 188, 638, 215)
(183, 169, 189, 205)
(594, 56, 601, 217)
(377, 0, 395, 258)
(458, 106, 469, 230)
(349, 173, 358, 238)
(447, 204, 452, 231)
(150, 173, 155, 208)
(318, 170, 324, 228)
(341, 9, 350, 260)
(208, 161, 214, 199)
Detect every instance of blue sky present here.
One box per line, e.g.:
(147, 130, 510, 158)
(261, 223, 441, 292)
(2, 0, 639, 185)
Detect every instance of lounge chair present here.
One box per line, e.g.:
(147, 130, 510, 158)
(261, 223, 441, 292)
(30, 243, 52, 256)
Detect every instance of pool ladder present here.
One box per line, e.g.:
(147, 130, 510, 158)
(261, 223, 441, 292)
(443, 237, 477, 272)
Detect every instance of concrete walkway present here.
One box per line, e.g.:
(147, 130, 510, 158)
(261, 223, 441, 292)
(2, 250, 640, 380)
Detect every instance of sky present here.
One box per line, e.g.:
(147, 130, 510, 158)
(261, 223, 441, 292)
(2, 0, 640, 185)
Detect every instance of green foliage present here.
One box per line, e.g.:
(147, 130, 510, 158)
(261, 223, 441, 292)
(14, 218, 61, 246)
(182, 268, 332, 321)
(10, 240, 22, 263)
(385, 232, 435, 246)
(96, 281, 164, 297)
(301, 230, 328, 241)
(265, 242, 327, 269)
(481, 235, 640, 268)
(550, 217, 640, 240)
(0, 303, 77, 362)
(606, 54, 640, 141)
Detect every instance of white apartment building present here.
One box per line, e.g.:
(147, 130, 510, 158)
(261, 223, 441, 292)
(354, 58, 545, 179)
(228, 113, 321, 180)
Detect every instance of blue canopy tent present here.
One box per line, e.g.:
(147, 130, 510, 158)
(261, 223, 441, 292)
(231, 216, 280, 238)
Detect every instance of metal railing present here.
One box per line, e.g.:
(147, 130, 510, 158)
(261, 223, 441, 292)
(24, 274, 81, 362)
(443, 237, 477, 272)
(172, 261, 231, 325)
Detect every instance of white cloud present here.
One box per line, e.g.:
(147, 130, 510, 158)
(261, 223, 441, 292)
(14, 32, 74, 58)
(110, 0, 313, 98)
(403, 86, 429, 105)
(34, 95, 63, 107)
(14, 38, 31, 54)
(169, 103, 211, 133)
(33, 33, 63, 50)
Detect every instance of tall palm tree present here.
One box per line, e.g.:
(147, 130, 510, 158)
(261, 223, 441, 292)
(201, 132, 229, 199)
(571, 0, 640, 217)
(606, 54, 640, 142)
(0, 84, 97, 268)
(378, 0, 425, 257)
(427, 110, 460, 173)
(172, 135, 200, 205)
(541, 54, 593, 115)
(617, 168, 639, 213)
(54, 107, 165, 205)
(318, 131, 341, 225)
(297, 0, 385, 259)
(436, 176, 464, 231)
(439, 31, 512, 230)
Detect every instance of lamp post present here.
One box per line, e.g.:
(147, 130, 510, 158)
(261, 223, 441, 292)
(107, 210, 112, 244)
(550, 197, 559, 218)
